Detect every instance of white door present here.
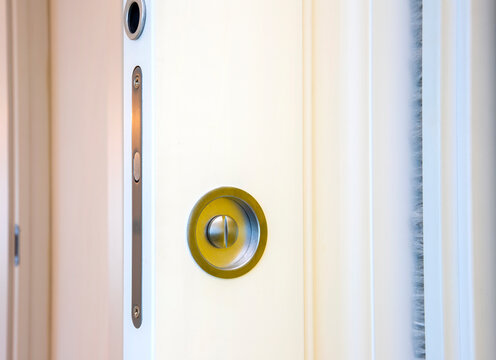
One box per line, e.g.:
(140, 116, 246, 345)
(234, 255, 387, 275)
(124, 1, 304, 359)
(122, 1, 496, 360)
(122, 0, 414, 359)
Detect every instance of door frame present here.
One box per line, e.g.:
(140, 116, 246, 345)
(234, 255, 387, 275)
(423, 0, 496, 359)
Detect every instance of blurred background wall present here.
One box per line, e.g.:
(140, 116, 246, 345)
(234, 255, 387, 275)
(49, 0, 122, 359)
(0, 0, 13, 357)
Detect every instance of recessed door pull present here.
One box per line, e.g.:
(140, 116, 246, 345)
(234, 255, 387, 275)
(187, 187, 267, 279)
(124, 0, 146, 40)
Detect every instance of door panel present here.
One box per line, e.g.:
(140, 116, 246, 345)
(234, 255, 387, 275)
(153, 1, 303, 359)
(124, 0, 304, 359)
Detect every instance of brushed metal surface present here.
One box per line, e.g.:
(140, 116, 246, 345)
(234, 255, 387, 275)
(133, 151, 141, 182)
(131, 66, 142, 328)
(206, 215, 239, 249)
(123, 0, 146, 40)
(188, 187, 267, 278)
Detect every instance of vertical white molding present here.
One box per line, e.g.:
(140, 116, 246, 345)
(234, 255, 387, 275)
(455, 0, 474, 359)
(312, 1, 424, 359)
(312, 0, 373, 359)
(313, 1, 415, 359)
(368, 2, 375, 359)
(371, 1, 415, 359)
(302, 0, 314, 359)
(425, 0, 462, 358)
(423, 0, 444, 358)
(440, 3, 462, 358)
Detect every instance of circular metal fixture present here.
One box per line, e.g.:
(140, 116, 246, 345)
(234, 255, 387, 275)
(187, 187, 267, 279)
(124, 0, 146, 40)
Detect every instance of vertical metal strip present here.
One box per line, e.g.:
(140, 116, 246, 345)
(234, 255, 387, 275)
(131, 66, 143, 328)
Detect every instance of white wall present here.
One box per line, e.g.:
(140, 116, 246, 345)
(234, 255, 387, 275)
(49, 0, 123, 359)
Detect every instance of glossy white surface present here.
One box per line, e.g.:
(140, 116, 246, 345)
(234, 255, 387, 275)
(312, 1, 373, 358)
(152, 1, 304, 359)
(372, 1, 415, 358)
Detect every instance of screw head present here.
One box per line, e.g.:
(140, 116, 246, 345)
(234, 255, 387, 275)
(133, 75, 140, 89)
(133, 305, 140, 319)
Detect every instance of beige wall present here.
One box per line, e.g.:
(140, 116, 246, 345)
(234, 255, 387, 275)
(1, 0, 51, 358)
(0, 0, 13, 358)
(11, 0, 51, 358)
(49, 0, 122, 359)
